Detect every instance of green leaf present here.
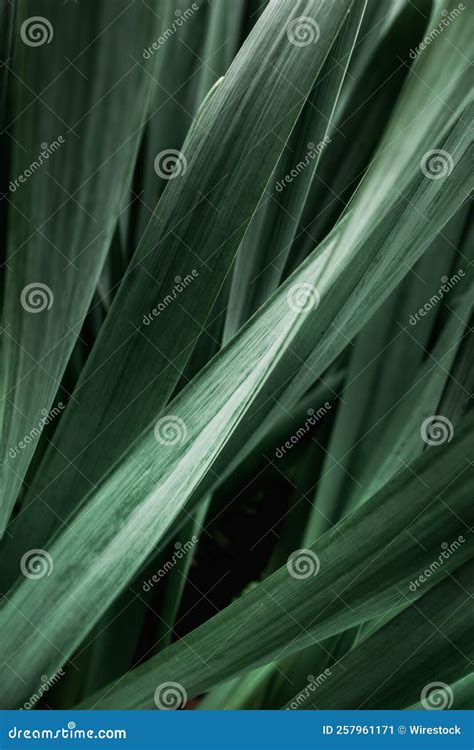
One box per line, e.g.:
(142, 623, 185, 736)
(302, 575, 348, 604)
(77, 416, 474, 708)
(0, 0, 164, 533)
(223, 0, 366, 340)
(0, 0, 356, 584)
(0, 33, 470, 703)
(283, 560, 473, 709)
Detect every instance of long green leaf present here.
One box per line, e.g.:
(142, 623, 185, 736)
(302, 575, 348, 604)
(78, 416, 474, 708)
(0, 0, 163, 532)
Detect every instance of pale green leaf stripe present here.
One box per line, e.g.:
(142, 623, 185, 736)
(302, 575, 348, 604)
(79, 418, 474, 708)
(283, 560, 473, 710)
(8, 0, 354, 551)
(0, 0, 164, 533)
